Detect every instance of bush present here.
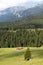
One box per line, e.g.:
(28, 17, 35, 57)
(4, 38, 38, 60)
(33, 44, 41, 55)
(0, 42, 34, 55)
(24, 47, 31, 60)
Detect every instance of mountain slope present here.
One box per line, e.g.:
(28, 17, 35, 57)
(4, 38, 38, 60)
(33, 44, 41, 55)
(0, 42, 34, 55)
(0, 6, 28, 22)
(0, 4, 43, 22)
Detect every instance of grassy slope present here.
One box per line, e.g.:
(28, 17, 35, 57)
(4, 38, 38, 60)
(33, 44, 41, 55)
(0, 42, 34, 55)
(30, 19, 43, 24)
(0, 47, 43, 65)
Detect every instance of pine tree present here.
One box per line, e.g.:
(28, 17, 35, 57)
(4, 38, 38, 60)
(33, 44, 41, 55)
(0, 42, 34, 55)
(24, 47, 31, 60)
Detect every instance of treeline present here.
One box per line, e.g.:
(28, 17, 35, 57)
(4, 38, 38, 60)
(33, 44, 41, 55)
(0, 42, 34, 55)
(0, 18, 43, 30)
(0, 29, 43, 48)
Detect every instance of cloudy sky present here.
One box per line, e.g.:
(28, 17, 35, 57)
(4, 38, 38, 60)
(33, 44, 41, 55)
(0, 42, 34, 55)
(0, 0, 43, 10)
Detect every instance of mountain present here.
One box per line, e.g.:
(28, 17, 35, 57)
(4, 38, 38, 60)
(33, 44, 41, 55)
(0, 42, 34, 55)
(21, 4, 43, 18)
(0, 3, 43, 22)
(0, 6, 28, 22)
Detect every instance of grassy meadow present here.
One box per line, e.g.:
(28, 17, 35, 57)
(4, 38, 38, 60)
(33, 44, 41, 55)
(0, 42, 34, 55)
(0, 47, 43, 65)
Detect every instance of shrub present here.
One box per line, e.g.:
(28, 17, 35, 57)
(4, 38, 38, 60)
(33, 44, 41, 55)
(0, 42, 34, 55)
(24, 47, 31, 60)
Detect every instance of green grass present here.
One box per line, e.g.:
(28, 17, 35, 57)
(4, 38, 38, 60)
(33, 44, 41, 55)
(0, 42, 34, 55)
(0, 47, 43, 65)
(30, 19, 43, 24)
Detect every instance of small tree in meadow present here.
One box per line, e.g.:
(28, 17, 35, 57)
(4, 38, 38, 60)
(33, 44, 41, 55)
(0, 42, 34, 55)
(24, 47, 31, 60)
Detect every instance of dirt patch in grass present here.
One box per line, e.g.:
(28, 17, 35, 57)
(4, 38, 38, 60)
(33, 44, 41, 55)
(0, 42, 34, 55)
(17, 47, 23, 50)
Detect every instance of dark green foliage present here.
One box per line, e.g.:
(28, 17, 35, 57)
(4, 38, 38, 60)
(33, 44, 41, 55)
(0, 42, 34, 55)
(24, 48, 31, 60)
(0, 18, 43, 48)
(0, 29, 43, 48)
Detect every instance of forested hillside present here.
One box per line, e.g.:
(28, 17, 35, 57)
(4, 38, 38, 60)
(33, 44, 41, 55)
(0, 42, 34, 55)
(0, 29, 43, 48)
(0, 18, 43, 30)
